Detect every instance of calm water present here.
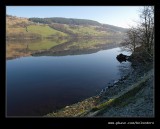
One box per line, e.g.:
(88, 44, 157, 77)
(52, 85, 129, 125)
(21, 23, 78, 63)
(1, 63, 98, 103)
(7, 47, 131, 116)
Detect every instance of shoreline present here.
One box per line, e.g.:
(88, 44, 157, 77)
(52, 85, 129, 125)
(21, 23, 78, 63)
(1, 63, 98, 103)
(45, 61, 153, 117)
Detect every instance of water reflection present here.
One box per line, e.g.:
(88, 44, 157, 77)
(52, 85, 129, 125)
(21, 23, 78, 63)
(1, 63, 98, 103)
(6, 38, 122, 59)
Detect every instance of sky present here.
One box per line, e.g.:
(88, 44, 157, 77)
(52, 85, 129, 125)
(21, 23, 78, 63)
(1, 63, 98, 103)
(6, 6, 144, 28)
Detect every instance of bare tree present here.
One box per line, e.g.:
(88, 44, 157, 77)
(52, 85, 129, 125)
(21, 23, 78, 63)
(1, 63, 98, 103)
(139, 6, 154, 54)
(122, 6, 154, 57)
(122, 27, 139, 52)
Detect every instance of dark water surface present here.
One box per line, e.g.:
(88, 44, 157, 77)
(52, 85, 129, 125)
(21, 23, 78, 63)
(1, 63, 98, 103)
(7, 47, 131, 116)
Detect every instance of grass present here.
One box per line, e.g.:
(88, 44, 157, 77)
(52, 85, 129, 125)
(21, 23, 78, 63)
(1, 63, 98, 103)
(6, 25, 68, 40)
(78, 26, 107, 36)
(27, 25, 67, 37)
(92, 99, 115, 111)
(6, 17, 67, 37)
(6, 16, 29, 27)
(7, 23, 108, 38)
(6, 27, 28, 34)
(64, 25, 109, 37)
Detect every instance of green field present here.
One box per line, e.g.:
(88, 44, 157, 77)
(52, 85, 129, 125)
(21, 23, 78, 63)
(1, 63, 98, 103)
(27, 25, 67, 37)
(64, 25, 109, 37)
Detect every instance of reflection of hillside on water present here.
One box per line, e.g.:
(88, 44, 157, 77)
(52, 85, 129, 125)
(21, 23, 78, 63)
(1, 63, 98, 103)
(32, 38, 123, 56)
(6, 37, 123, 59)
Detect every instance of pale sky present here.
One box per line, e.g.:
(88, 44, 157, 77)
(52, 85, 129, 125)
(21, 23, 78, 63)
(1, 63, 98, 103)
(6, 6, 144, 28)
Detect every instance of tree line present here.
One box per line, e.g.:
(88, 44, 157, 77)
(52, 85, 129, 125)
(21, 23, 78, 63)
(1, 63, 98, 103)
(29, 17, 101, 26)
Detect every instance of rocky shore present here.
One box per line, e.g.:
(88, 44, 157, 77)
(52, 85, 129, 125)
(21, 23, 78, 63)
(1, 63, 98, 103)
(87, 67, 154, 117)
(45, 56, 154, 117)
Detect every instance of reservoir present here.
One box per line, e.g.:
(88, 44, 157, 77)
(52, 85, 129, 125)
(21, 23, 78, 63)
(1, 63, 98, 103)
(6, 47, 131, 116)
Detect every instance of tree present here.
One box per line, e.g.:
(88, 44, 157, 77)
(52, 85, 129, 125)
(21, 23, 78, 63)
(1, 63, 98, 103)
(122, 27, 139, 52)
(139, 6, 154, 54)
(122, 6, 154, 57)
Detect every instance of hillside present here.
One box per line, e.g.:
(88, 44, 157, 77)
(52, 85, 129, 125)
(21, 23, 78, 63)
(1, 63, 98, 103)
(6, 15, 128, 40)
(6, 15, 68, 40)
(28, 17, 127, 32)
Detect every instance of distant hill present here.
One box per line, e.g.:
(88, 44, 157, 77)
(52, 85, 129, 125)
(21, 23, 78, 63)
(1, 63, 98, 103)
(102, 24, 128, 33)
(28, 17, 128, 32)
(29, 17, 101, 26)
(6, 15, 128, 40)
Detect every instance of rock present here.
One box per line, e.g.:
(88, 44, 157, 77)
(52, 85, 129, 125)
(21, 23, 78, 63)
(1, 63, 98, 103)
(116, 53, 130, 63)
(95, 96, 100, 99)
(114, 80, 118, 84)
(105, 87, 108, 91)
(108, 85, 112, 88)
(65, 106, 69, 108)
